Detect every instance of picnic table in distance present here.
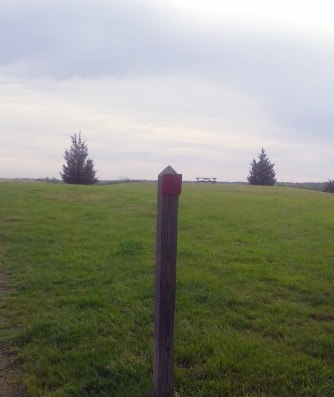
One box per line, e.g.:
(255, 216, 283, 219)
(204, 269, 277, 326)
(196, 177, 217, 183)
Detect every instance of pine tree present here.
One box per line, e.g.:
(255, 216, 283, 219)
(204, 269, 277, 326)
(247, 148, 276, 186)
(60, 132, 98, 185)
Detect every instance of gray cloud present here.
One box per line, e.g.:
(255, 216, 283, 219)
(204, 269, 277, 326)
(0, 1, 187, 78)
(2, 1, 333, 135)
(2, 1, 332, 83)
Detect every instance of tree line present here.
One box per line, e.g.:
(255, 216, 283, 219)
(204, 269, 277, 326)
(60, 133, 334, 193)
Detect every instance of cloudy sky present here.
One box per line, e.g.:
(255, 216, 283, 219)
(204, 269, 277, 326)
(1, 0, 333, 182)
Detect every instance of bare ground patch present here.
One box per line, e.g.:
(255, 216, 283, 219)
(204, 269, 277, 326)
(0, 271, 26, 397)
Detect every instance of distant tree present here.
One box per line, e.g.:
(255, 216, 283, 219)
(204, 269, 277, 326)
(247, 148, 277, 186)
(323, 179, 334, 193)
(60, 132, 98, 185)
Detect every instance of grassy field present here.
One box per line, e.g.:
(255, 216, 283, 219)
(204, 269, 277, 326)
(0, 181, 334, 397)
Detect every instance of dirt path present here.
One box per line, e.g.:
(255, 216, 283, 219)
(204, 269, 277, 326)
(0, 343, 26, 397)
(0, 270, 26, 397)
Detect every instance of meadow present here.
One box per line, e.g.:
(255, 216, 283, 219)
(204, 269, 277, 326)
(0, 181, 334, 397)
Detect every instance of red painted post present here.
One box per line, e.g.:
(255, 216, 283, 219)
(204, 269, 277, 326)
(153, 166, 182, 397)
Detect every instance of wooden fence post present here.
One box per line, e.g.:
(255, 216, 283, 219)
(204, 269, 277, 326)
(153, 166, 182, 397)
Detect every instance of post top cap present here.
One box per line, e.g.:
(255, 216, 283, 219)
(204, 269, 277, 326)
(159, 165, 177, 175)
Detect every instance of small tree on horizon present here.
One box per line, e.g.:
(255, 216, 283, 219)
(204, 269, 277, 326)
(247, 148, 277, 186)
(60, 132, 98, 185)
(323, 179, 334, 193)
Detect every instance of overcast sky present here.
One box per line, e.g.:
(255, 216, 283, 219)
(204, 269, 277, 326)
(1, 0, 333, 182)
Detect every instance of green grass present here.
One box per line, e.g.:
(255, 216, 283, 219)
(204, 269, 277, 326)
(0, 181, 334, 396)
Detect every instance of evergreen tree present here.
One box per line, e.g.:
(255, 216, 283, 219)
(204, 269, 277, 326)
(60, 132, 98, 185)
(247, 148, 276, 186)
(323, 179, 334, 193)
